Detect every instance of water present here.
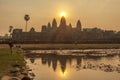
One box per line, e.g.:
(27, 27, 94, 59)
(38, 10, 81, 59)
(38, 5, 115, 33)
(25, 49, 120, 80)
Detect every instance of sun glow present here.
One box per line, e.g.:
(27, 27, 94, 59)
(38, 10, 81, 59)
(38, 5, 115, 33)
(60, 11, 67, 17)
(59, 70, 68, 78)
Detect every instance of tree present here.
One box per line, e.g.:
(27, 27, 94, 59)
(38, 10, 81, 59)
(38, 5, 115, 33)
(9, 26, 13, 38)
(24, 14, 30, 32)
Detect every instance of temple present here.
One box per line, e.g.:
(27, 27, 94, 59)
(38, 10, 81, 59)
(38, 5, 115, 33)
(12, 16, 120, 43)
(12, 16, 82, 43)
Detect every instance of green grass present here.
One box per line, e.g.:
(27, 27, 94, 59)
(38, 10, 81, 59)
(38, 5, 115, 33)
(0, 48, 25, 78)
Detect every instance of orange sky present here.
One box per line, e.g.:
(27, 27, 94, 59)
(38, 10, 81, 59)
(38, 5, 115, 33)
(0, 0, 120, 35)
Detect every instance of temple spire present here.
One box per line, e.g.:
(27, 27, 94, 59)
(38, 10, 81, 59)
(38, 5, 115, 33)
(52, 18, 57, 29)
(59, 16, 66, 28)
(76, 20, 82, 31)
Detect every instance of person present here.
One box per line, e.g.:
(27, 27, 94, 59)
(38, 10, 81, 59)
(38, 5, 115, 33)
(8, 41, 14, 54)
(21, 74, 31, 80)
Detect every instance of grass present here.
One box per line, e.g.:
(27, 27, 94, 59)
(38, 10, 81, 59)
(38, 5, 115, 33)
(20, 44, 120, 50)
(0, 48, 25, 78)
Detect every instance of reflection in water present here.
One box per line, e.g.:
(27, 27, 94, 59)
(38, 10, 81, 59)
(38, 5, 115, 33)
(30, 58, 35, 63)
(26, 52, 120, 80)
(27, 54, 82, 73)
(27, 54, 120, 73)
(59, 69, 68, 79)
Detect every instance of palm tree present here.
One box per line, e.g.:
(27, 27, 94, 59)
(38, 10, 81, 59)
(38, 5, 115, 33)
(9, 26, 13, 38)
(24, 14, 30, 32)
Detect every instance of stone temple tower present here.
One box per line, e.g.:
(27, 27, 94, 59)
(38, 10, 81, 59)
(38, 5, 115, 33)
(48, 22, 51, 28)
(76, 20, 82, 31)
(59, 16, 67, 29)
(52, 18, 57, 30)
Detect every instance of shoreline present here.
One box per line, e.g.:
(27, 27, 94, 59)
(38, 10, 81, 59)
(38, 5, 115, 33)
(18, 44, 120, 50)
(0, 48, 30, 80)
(1, 44, 120, 50)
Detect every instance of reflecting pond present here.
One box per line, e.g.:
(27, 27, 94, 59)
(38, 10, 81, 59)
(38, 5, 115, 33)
(25, 49, 120, 80)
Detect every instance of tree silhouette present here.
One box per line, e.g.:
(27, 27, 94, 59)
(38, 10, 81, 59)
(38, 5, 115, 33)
(24, 14, 30, 32)
(9, 26, 13, 38)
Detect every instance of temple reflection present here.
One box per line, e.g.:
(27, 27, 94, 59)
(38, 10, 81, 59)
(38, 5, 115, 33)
(30, 58, 35, 63)
(27, 53, 120, 73)
(52, 57, 57, 71)
(28, 53, 82, 73)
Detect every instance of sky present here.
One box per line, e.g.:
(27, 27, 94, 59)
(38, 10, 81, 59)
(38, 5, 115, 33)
(0, 0, 120, 36)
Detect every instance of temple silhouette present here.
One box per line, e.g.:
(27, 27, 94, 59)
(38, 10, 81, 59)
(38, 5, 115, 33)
(12, 16, 120, 43)
(28, 53, 82, 73)
(27, 53, 120, 73)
